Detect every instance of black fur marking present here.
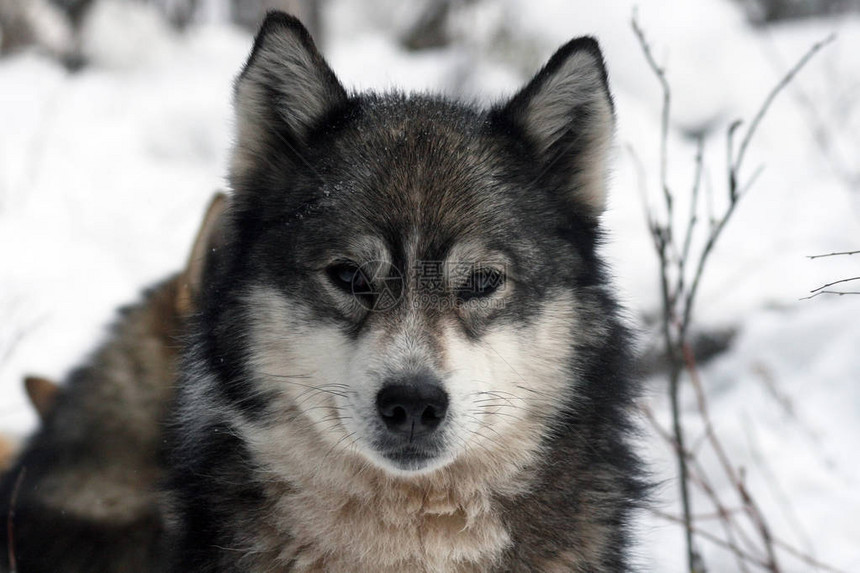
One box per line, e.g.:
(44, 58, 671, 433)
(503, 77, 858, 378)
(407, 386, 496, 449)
(0, 501, 166, 573)
(165, 421, 268, 573)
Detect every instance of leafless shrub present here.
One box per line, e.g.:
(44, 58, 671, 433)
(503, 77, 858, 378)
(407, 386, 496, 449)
(631, 10, 842, 572)
(804, 250, 860, 298)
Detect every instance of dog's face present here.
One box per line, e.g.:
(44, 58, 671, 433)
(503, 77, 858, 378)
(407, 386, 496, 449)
(208, 15, 615, 475)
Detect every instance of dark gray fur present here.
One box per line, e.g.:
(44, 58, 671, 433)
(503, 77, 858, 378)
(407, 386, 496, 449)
(0, 277, 182, 573)
(0, 192, 226, 573)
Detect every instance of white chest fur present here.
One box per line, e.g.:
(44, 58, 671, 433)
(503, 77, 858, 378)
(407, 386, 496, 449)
(244, 470, 514, 573)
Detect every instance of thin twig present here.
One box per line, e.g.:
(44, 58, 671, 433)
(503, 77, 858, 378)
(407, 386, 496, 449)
(624, 143, 656, 231)
(771, 537, 849, 573)
(646, 366, 848, 573)
(733, 34, 836, 176)
(758, 29, 860, 194)
(632, 8, 674, 240)
(641, 403, 674, 446)
(651, 509, 771, 570)
(727, 120, 744, 201)
(644, 407, 752, 572)
(632, 10, 701, 571)
(683, 343, 782, 572)
(801, 289, 860, 300)
(686, 455, 763, 562)
(809, 276, 860, 293)
(808, 250, 858, 259)
(702, 164, 717, 227)
(678, 138, 705, 299)
(741, 415, 818, 569)
(739, 164, 766, 198)
(651, 506, 849, 573)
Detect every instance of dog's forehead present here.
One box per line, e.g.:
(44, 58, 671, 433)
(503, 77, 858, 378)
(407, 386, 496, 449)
(310, 99, 538, 254)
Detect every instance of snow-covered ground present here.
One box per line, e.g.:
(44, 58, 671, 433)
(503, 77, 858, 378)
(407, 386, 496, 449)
(1, 0, 858, 570)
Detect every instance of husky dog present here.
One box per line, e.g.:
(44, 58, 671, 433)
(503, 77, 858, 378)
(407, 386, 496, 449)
(0, 378, 59, 474)
(167, 13, 644, 573)
(0, 194, 226, 573)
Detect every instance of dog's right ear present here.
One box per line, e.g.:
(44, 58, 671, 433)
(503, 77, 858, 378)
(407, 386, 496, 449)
(24, 376, 60, 421)
(232, 12, 347, 175)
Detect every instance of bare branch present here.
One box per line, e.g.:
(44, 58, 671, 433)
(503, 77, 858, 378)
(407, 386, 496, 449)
(685, 28, 823, 333)
(733, 34, 836, 176)
(739, 164, 766, 198)
(650, 509, 771, 570)
(632, 9, 674, 240)
(741, 416, 818, 568)
(727, 120, 744, 201)
(771, 538, 849, 573)
(624, 143, 657, 232)
(809, 276, 860, 293)
(683, 344, 782, 571)
(808, 250, 859, 259)
(644, 405, 753, 572)
(678, 138, 706, 299)
(801, 289, 860, 300)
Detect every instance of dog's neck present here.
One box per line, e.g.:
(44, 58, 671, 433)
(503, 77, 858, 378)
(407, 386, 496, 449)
(237, 418, 543, 572)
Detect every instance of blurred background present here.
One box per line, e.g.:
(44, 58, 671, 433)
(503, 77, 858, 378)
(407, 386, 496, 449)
(1, 0, 859, 570)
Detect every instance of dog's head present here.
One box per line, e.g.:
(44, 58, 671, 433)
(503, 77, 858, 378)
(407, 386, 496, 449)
(204, 13, 616, 476)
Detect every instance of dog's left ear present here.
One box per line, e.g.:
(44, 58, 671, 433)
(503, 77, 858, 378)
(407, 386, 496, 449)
(176, 191, 228, 316)
(492, 37, 614, 216)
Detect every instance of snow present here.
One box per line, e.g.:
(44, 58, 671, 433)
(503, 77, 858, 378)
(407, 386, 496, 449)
(1, 0, 858, 569)
(642, 295, 860, 571)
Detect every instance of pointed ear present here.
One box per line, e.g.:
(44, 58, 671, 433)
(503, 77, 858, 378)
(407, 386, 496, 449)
(492, 37, 614, 215)
(0, 435, 16, 471)
(176, 192, 228, 315)
(24, 376, 60, 421)
(232, 12, 347, 175)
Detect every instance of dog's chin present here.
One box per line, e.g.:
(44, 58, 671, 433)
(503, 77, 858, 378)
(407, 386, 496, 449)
(367, 446, 456, 477)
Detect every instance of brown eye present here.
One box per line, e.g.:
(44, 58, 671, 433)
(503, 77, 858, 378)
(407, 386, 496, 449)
(459, 268, 504, 301)
(327, 263, 369, 294)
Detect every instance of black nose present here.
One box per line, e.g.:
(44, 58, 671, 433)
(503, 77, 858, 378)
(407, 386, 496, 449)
(376, 379, 449, 439)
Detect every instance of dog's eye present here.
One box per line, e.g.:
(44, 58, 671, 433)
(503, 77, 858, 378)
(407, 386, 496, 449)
(327, 263, 369, 294)
(459, 268, 504, 300)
